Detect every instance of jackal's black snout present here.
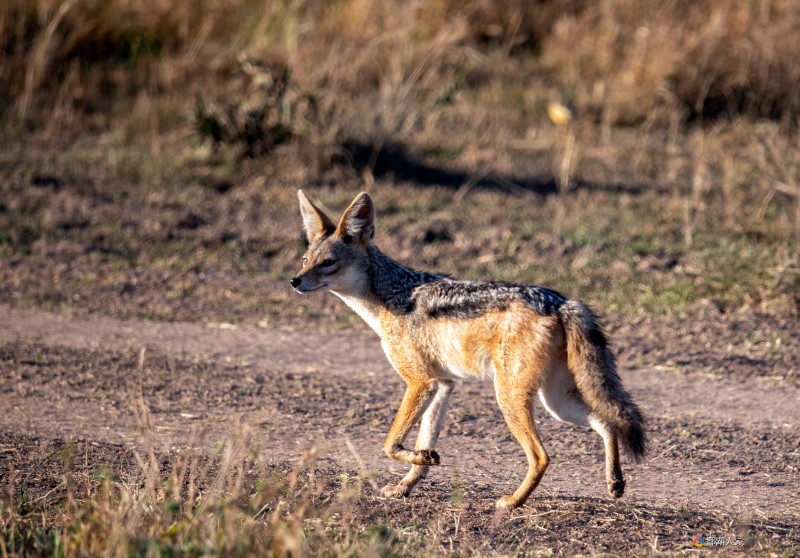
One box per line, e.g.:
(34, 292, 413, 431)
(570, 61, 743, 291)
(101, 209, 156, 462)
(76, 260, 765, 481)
(290, 277, 302, 288)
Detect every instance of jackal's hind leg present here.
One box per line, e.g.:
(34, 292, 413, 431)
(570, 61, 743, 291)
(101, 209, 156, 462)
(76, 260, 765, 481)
(589, 416, 625, 498)
(494, 384, 550, 510)
(381, 380, 454, 498)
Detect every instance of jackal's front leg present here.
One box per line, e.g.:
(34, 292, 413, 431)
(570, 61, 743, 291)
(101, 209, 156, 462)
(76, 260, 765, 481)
(382, 380, 454, 498)
(383, 379, 440, 465)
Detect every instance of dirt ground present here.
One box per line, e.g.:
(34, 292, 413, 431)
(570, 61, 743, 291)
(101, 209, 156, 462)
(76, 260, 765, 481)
(1, 302, 798, 555)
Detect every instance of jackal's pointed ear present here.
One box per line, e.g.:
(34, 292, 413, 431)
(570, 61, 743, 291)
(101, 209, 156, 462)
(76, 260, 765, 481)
(297, 190, 335, 243)
(336, 192, 375, 245)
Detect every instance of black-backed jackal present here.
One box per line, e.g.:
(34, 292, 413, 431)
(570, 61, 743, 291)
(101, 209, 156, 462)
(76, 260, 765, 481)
(291, 191, 645, 509)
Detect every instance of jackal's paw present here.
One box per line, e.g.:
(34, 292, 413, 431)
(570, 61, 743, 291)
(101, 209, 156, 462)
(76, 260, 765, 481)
(608, 478, 626, 498)
(412, 449, 440, 466)
(380, 482, 411, 498)
(494, 496, 521, 510)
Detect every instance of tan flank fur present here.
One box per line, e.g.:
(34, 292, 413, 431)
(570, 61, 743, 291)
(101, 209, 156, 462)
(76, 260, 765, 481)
(291, 191, 646, 509)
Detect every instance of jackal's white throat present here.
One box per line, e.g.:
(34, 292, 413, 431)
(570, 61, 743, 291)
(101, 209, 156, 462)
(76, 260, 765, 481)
(331, 291, 383, 334)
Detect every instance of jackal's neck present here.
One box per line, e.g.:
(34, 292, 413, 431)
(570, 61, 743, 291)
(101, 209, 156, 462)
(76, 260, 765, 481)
(367, 246, 442, 314)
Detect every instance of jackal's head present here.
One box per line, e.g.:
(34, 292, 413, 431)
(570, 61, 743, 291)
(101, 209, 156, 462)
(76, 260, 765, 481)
(291, 190, 374, 295)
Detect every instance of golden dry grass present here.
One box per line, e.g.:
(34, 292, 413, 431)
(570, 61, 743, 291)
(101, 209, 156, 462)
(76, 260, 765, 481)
(542, 0, 800, 125)
(3, 0, 800, 132)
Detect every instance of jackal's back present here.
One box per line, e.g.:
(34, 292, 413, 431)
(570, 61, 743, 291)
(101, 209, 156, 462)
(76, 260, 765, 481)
(413, 280, 567, 319)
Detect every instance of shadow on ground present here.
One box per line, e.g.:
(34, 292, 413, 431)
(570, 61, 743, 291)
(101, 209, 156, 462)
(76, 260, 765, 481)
(341, 139, 557, 195)
(340, 139, 654, 196)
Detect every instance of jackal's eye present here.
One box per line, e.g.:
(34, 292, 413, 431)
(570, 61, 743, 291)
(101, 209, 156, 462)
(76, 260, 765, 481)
(318, 258, 337, 268)
(302, 257, 308, 266)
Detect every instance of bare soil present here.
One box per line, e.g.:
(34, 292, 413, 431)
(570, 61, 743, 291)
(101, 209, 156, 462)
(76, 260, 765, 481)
(1, 303, 798, 555)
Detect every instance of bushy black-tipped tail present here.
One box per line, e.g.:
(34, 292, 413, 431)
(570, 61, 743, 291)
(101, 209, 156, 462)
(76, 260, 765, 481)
(558, 301, 646, 461)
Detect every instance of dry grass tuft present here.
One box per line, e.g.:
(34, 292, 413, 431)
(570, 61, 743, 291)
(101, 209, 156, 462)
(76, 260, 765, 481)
(0, 351, 396, 557)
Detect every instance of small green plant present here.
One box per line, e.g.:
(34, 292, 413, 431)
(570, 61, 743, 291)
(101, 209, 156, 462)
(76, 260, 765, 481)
(194, 57, 340, 162)
(194, 61, 295, 158)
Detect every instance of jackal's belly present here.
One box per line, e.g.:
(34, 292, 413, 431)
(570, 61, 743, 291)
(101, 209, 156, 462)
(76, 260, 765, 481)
(425, 316, 501, 380)
(435, 345, 496, 380)
(537, 363, 590, 426)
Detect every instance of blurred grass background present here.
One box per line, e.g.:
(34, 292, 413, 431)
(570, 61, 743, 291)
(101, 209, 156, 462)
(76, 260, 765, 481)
(0, 0, 798, 324)
(4, 1, 800, 128)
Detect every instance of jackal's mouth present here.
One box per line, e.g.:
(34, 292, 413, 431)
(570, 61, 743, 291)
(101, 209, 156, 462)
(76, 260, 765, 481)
(294, 283, 328, 293)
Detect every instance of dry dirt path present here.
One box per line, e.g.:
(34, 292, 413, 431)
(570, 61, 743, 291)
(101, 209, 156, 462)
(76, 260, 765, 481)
(1, 305, 799, 553)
